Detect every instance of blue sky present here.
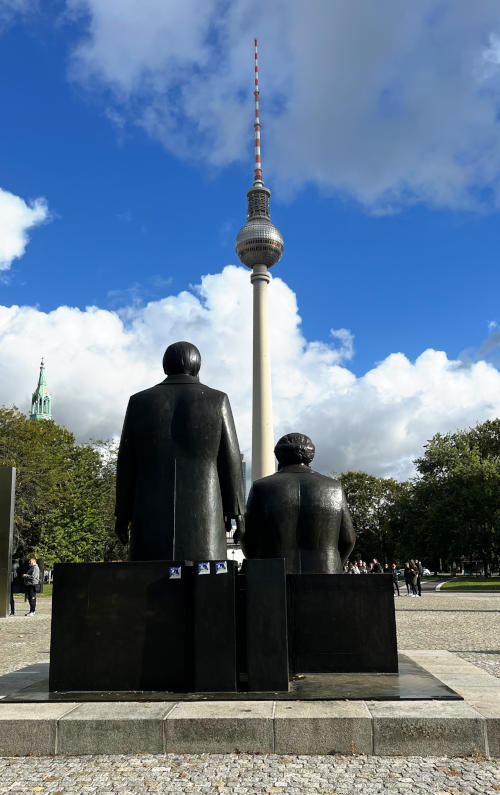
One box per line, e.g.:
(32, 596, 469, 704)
(1, 1, 499, 478)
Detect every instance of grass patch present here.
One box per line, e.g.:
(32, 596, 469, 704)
(441, 577, 500, 591)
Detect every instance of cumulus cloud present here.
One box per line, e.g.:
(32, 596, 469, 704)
(1, 266, 499, 480)
(0, 187, 49, 271)
(63, 0, 500, 210)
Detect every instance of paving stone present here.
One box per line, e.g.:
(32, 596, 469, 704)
(1, 753, 500, 794)
(0, 702, 79, 756)
(165, 701, 274, 753)
(58, 701, 176, 755)
(274, 700, 372, 755)
(368, 700, 488, 756)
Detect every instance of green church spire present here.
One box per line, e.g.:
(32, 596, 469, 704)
(30, 358, 52, 421)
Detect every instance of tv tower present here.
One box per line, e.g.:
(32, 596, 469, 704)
(236, 39, 284, 481)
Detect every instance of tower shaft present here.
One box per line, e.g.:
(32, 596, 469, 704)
(251, 265, 274, 480)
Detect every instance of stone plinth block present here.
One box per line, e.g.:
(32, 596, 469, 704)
(274, 700, 372, 755)
(164, 701, 274, 753)
(368, 700, 487, 756)
(58, 702, 175, 755)
(0, 703, 78, 756)
(287, 574, 398, 673)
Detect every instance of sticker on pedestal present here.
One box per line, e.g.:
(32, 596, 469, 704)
(169, 566, 181, 579)
(197, 561, 210, 575)
(215, 561, 228, 574)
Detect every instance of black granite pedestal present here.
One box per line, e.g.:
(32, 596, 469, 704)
(50, 562, 398, 694)
(287, 573, 398, 673)
(192, 560, 237, 692)
(49, 562, 193, 692)
(244, 558, 289, 692)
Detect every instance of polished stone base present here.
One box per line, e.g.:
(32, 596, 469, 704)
(4, 654, 461, 702)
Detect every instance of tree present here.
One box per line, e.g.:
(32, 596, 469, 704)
(411, 419, 500, 574)
(0, 406, 124, 564)
(337, 471, 405, 563)
(0, 407, 74, 557)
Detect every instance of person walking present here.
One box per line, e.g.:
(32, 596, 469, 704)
(409, 559, 419, 597)
(415, 559, 424, 596)
(22, 558, 40, 616)
(391, 563, 400, 596)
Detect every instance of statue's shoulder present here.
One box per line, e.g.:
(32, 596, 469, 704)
(128, 384, 164, 404)
(313, 472, 343, 490)
(197, 383, 228, 403)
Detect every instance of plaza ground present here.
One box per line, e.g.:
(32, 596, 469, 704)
(0, 591, 498, 792)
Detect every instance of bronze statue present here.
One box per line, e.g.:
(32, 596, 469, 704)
(115, 342, 245, 562)
(241, 433, 356, 574)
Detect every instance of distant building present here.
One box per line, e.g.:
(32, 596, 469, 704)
(30, 359, 52, 421)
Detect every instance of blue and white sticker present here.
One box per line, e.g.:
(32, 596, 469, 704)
(197, 561, 210, 575)
(169, 566, 181, 579)
(215, 561, 228, 575)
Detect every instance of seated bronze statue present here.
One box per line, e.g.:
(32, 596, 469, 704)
(241, 433, 356, 573)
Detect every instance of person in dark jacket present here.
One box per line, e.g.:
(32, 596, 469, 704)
(115, 342, 245, 562)
(412, 559, 423, 597)
(371, 558, 383, 573)
(403, 562, 415, 596)
(391, 563, 400, 596)
(22, 558, 40, 616)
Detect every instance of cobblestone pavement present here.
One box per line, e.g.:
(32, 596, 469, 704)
(0, 596, 51, 676)
(0, 753, 499, 794)
(394, 592, 500, 679)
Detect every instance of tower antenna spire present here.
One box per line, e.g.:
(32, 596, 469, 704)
(253, 38, 263, 186)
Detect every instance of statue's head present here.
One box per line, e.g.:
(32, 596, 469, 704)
(274, 433, 315, 469)
(163, 341, 201, 378)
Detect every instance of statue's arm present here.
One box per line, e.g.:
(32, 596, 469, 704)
(114, 399, 136, 545)
(218, 394, 245, 526)
(338, 489, 356, 565)
(240, 484, 261, 559)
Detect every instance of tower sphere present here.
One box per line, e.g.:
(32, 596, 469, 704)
(236, 186, 284, 269)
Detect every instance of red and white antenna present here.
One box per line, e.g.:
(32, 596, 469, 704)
(253, 38, 262, 184)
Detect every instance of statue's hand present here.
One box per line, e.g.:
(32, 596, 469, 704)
(233, 514, 245, 545)
(115, 518, 129, 546)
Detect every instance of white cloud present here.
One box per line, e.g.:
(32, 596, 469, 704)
(64, 0, 500, 211)
(0, 187, 49, 271)
(1, 266, 499, 480)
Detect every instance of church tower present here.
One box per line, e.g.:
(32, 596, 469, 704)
(30, 359, 52, 421)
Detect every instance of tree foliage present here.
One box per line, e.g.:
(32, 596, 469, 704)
(338, 419, 500, 571)
(0, 406, 124, 565)
(337, 472, 406, 562)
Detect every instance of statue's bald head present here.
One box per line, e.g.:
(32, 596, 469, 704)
(163, 341, 201, 377)
(274, 433, 315, 469)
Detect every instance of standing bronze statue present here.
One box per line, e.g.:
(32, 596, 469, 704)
(115, 342, 245, 562)
(241, 433, 356, 573)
